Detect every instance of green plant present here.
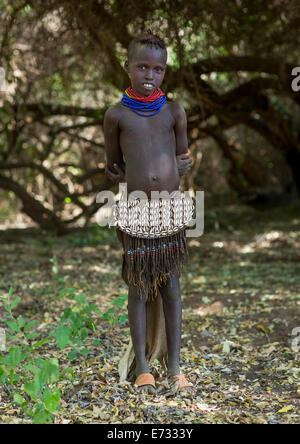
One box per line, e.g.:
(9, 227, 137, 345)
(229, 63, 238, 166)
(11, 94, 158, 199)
(49, 256, 128, 355)
(101, 293, 128, 325)
(0, 287, 74, 424)
(0, 261, 129, 423)
(53, 293, 100, 360)
(50, 255, 68, 297)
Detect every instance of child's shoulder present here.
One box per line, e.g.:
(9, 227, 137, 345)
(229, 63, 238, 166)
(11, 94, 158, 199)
(104, 103, 123, 122)
(166, 101, 186, 119)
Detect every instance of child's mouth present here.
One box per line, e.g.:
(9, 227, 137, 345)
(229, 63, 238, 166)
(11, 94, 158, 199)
(142, 83, 155, 90)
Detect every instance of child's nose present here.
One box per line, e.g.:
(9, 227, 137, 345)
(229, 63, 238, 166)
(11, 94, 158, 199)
(145, 70, 154, 80)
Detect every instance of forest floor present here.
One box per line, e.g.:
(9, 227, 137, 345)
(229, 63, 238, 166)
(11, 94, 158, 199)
(0, 202, 299, 424)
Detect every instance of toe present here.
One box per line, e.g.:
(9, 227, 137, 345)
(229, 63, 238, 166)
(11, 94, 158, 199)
(179, 386, 194, 395)
(148, 385, 157, 395)
(138, 384, 156, 395)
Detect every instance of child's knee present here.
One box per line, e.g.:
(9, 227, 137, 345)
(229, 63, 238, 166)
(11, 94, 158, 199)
(128, 285, 147, 302)
(161, 286, 181, 304)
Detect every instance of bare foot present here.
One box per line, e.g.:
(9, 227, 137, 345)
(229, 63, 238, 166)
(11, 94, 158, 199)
(137, 384, 157, 395)
(169, 374, 194, 396)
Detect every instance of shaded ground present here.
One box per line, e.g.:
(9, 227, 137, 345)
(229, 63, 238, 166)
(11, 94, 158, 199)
(0, 203, 299, 424)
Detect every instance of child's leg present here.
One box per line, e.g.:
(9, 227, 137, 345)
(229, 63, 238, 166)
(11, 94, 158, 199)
(127, 284, 148, 375)
(127, 284, 156, 394)
(159, 270, 194, 392)
(158, 269, 182, 377)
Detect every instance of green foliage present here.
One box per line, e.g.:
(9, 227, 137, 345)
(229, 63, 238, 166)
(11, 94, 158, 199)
(0, 250, 128, 423)
(101, 293, 128, 325)
(0, 282, 129, 422)
(54, 293, 98, 360)
(0, 288, 71, 424)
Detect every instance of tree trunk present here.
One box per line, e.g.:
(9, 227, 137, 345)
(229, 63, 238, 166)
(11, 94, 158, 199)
(0, 174, 67, 235)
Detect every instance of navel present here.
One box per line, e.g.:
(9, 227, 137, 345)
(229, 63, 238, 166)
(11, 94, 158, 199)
(152, 175, 159, 181)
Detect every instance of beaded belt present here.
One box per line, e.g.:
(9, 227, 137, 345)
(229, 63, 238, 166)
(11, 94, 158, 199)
(112, 193, 195, 238)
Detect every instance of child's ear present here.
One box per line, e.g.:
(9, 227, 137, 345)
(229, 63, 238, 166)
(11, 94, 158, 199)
(124, 60, 130, 76)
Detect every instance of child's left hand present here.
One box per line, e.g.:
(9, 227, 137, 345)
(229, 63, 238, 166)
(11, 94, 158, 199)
(105, 163, 125, 183)
(176, 152, 193, 177)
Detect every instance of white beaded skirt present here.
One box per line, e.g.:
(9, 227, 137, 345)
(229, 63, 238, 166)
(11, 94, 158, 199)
(112, 193, 195, 238)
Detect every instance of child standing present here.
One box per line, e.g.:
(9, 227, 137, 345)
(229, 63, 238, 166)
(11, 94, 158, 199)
(104, 30, 194, 394)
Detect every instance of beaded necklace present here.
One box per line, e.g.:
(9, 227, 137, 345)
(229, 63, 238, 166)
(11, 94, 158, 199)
(121, 86, 166, 117)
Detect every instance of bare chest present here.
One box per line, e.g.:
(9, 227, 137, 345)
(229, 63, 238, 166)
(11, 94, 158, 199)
(119, 103, 175, 136)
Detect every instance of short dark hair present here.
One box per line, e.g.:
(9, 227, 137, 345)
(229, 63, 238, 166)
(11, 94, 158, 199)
(127, 29, 167, 63)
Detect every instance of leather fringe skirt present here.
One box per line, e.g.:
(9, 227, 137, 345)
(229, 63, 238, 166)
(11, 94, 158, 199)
(116, 227, 189, 300)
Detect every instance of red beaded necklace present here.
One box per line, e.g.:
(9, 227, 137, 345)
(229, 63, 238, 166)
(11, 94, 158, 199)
(125, 86, 165, 102)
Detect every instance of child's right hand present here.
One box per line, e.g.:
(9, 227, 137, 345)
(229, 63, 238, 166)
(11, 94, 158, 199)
(176, 152, 193, 177)
(105, 163, 126, 183)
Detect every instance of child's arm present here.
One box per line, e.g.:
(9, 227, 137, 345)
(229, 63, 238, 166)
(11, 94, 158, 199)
(104, 106, 125, 183)
(173, 104, 193, 177)
(177, 151, 193, 177)
(106, 163, 125, 183)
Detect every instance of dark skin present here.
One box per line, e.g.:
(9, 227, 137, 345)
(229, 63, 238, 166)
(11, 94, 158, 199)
(106, 151, 192, 185)
(104, 44, 193, 394)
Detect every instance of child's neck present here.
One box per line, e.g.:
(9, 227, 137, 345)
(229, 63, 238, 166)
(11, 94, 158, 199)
(130, 86, 157, 98)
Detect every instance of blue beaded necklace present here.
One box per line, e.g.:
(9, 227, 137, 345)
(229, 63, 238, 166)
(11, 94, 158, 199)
(121, 86, 166, 117)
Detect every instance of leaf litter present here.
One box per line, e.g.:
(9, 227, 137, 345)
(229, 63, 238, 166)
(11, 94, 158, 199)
(0, 204, 299, 423)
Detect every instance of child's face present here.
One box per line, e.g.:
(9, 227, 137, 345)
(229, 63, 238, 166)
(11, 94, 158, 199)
(125, 45, 167, 96)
